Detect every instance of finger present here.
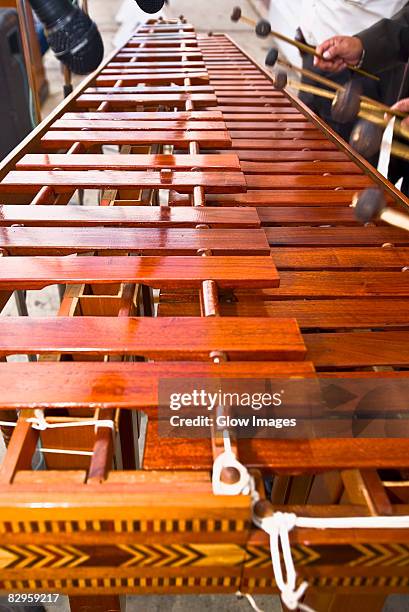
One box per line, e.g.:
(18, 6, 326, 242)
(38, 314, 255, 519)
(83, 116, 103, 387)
(313, 57, 343, 72)
(322, 42, 344, 61)
(392, 98, 409, 112)
(333, 60, 347, 72)
(316, 38, 337, 58)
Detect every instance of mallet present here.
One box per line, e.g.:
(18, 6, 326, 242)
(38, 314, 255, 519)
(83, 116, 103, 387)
(231, 7, 378, 81)
(353, 188, 409, 232)
(265, 47, 403, 119)
(265, 66, 378, 120)
(265, 61, 409, 141)
(350, 119, 409, 159)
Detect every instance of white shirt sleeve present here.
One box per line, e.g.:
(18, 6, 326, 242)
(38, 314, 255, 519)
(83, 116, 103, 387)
(299, 0, 409, 46)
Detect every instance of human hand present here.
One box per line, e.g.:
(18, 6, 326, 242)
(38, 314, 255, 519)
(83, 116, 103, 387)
(314, 36, 364, 72)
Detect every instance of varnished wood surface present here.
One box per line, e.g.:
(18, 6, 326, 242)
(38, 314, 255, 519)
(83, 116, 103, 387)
(115, 52, 204, 59)
(206, 190, 359, 206)
(255, 271, 409, 298)
(158, 298, 409, 329)
(102, 64, 206, 71)
(226, 122, 319, 131)
(0, 361, 314, 412)
(225, 149, 349, 161)
(86, 86, 215, 94)
(62, 111, 223, 120)
(266, 227, 409, 246)
(0, 317, 306, 360)
(270, 248, 409, 270)
(1, 170, 245, 193)
(0, 205, 258, 227)
(305, 332, 409, 368)
(52, 119, 224, 131)
(0, 228, 270, 255)
(231, 139, 338, 150)
(40, 131, 231, 148)
(162, 272, 409, 299)
(259, 206, 359, 225)
(16, 153, 241, 171)
(95, 74, 210, 85)
(229, 130, 325, 140)
(76, 93, 217, 107)
(0, 256, 278, 290)
(143, 423, 409, 471)
(241, 161, 362, 175)
(246, 175, 372, 189)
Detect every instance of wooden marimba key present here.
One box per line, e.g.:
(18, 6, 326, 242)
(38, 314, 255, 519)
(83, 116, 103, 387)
(0, 16, 409, 612)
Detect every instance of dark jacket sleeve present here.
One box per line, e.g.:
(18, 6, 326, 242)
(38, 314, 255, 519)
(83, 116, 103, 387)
(356, 4, 409, 73)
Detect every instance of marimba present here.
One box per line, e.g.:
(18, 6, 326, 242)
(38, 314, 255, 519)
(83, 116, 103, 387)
(0, 16, 409, 612)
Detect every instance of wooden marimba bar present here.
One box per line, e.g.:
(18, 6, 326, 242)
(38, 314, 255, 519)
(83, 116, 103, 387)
(0, 16, 409, 612)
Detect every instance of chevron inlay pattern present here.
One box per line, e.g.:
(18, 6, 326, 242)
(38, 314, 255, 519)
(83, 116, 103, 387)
(1, 543, 409, 571)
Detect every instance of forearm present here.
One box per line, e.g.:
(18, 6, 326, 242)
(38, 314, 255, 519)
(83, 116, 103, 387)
(357, 7, 409, 73)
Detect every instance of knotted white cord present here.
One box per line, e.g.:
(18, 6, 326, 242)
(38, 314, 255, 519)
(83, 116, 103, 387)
(26, 409, 115, 433)
(1, 410, 115, 437)
(253, 511, 315, 612)
(1, 411, 115, 458)
(212, 432, 314, 611)
(212, 430, 252, 496)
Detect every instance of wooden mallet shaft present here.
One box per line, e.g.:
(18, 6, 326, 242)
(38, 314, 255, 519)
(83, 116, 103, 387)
(381, 208, 409, 232)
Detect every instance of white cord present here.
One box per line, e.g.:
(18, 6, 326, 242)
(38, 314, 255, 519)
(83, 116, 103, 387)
(236, 591, 265, 612)
(295, 515, 409, 529)
(40, 448, 94, 456)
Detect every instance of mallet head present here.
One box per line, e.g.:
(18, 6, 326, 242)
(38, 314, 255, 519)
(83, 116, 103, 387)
(350, 119, 384, 158)
(265, 46, 279, 68)
(353, 188, 386, 224)
(256, 19, 271, 38)
(231, 6, 242, 22)
(272, 69, 288, 90)
(331, 80, 362, 124)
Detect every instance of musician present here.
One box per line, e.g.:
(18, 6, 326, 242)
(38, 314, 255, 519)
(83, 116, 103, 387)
(296, 0, 408, 140)
(313, 4, 409, 192)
